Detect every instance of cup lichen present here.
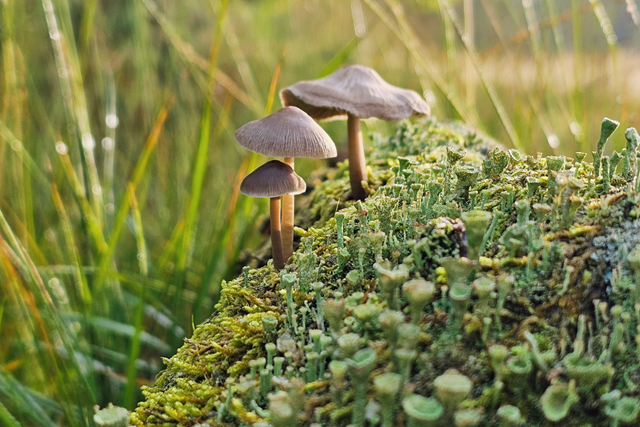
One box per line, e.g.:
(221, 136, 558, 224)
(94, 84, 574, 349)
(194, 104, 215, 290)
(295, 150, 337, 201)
(131, 119, 640, 427)
(402, 394, 443, 427)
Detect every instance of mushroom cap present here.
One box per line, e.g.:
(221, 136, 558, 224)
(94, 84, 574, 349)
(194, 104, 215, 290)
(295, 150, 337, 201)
(234, 107, 337, 159)
(279, 65, 430, 121)
(240, 160, 306, 198)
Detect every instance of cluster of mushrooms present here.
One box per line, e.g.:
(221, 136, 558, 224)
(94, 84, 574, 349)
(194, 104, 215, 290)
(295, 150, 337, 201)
(236, 65, 430, 269)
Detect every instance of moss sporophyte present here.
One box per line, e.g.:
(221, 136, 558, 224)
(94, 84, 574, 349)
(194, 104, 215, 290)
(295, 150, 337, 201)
(132, 119, 640, 427)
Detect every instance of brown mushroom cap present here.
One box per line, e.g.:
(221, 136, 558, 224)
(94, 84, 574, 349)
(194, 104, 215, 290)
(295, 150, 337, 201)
(240, 160, 306, 198)
(234, 106, 337, 159)
(279, 65, 431, 121)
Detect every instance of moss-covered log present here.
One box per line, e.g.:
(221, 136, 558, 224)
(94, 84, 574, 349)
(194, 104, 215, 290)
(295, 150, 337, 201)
(132, 119, 640, 427)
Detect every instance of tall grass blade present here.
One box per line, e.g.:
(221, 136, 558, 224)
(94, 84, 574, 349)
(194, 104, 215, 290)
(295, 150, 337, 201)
(437, 0, 459, 114)
(46, 0, 105, 227)
(130, 0, 159, 128)
(79, 0, 97, 53)
(541, 0, 580, 143)
(0, 120, 50, 188)
(57, 149, 108, 256)
(265, 55, 284, 115)
(364, 0, 483, 129)
(522, 0, 542, 61)
(123, 185, 148, 408)
(50, 183, 92, 312)
(0, 369, 60, 427)
(174, 0, 230, 313)
(95, 99, 173, 293)
(60, 314, 171, 354)
(140, 0, 257, 113)
(463, 0, 475, 109)
(589, 0, 619, 49)
(571, 0, 585, 150)
(1, 0, 32, 245)
(439, 0, 524, 151)
(193, 154, 250, 323)
(589, 0, 619, 117)
(0, 296, 4, 330)
(0, 400, 22, 427)
(626, 0, 640, 30)
(543, 0, 566, 52)
(225, 20, 263, 110)
(102, 68, 117, 234)
(477, 0, 556, 151)
(41, 0, 85, 185)
(0, 212, 96, 425)
(317, 37, 361, 78)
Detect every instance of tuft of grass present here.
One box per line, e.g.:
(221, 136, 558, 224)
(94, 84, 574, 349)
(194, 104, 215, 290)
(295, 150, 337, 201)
(0, 0, 638, 425)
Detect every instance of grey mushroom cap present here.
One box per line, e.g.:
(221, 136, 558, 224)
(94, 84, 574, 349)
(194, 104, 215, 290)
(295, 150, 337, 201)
(240, 160, 306, 198)
(234, 106, 337, 159)
(279, 65, 430, 121)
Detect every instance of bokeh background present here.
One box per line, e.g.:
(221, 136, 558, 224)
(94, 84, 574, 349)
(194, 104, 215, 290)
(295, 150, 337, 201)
(0, 0, 639, 425)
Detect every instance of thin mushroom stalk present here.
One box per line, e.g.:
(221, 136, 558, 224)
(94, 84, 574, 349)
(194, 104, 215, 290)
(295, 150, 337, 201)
(347, 114, 368, 200)
(282, 157, 295, 261)
(280, 65, 430, 200)
(234, 107, 336, 264)
(239, 160, 305, 271)
(270, 197, 285, 270)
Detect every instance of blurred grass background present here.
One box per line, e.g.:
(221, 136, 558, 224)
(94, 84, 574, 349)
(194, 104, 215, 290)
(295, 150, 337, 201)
(0, 0, 639, 425)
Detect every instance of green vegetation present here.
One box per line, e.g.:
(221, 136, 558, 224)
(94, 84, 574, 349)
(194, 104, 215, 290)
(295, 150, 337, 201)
(133, 119, 640, 426)
(1, 0, 640, 426)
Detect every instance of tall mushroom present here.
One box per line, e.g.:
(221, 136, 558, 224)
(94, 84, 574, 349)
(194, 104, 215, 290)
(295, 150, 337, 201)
(235, 106, 336, 262)
(240, 160, 306, 270)
(280, 65, 430, 200)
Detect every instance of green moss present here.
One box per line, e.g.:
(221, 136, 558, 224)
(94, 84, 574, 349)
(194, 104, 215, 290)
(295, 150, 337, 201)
(132, 120, 640, 427)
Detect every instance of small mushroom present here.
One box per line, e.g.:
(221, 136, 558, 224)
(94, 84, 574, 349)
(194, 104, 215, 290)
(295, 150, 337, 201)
(240, 160, 306, 270)
(280, 65, 430, 200)
(235, 106, 336, 262)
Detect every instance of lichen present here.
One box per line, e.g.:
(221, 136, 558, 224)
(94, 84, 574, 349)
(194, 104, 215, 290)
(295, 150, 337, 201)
(132, 119, 640, 427)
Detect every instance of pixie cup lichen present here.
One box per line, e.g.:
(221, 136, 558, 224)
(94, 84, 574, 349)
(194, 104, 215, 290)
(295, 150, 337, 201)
(133, 118, 640, 427)
(402, 394, 443, 427)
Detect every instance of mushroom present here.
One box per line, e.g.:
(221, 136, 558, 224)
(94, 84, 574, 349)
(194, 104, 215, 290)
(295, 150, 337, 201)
(240, 160, 306, 270)
(235, 106, 336, 262)
(280, 65, 430, 200)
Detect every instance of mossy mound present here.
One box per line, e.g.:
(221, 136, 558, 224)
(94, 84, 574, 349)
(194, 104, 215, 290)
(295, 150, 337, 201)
(132, 119, 640, 427)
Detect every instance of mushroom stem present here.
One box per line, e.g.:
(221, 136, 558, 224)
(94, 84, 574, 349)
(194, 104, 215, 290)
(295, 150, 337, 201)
(270, 197, 284, 270)
(347, 114, 367, 200)
(282, 157, 295, 262)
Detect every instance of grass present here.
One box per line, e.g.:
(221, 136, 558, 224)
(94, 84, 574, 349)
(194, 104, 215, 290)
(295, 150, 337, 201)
(0, 0, 638, 425)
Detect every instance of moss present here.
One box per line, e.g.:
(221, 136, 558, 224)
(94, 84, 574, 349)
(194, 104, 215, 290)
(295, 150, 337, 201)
(132, 119, 640, 427)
